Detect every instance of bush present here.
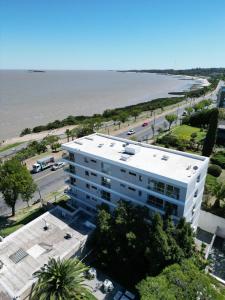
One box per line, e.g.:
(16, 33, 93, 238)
(211, 151, 225, 169)
(207, 164, 222, 177)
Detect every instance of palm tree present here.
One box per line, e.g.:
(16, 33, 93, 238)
(212, 182, 225, 209)
(65, 129, 71, 142)
(32, 258, 88, 300)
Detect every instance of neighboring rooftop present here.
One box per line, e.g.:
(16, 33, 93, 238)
(62, 133, 208, 184)
(0, 207, 94, 299)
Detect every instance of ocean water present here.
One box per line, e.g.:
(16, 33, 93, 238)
(0, 70, 195, 139)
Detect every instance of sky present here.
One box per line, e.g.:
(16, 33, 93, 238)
(0, 0, 225, 70)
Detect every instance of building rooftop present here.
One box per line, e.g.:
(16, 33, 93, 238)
(62, 133, 208, 185)
(0, 208, 94, 299)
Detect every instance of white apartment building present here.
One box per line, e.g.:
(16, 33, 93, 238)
(62, 133, 209, 229)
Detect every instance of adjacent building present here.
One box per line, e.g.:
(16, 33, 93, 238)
(62, 133, 209, 230)
(217, 86, 225, 108)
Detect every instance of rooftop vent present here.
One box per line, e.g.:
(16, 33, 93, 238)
(98, 143, 104, 148)
(186, 165, 191, 170)
(153, 154, 157, 157)
(124, 146, 138, 155)
(85, 137, 94, 141)
(110, 142, 115, 147)
(193, 165, 198, 170)
(162, 155, 169, 161)
(74, 141, 83, 145)
(120, 154, 130, 161)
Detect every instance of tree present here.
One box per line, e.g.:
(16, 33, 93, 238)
(0, 158, 36, 215)
(165, 114, 178, 130)
(185, 106, 193, 116)
(51, 142, 61, 152)
(212, 182, 225, 209)
(202, 108, 219, 156)
(65, 129, 71, 142)
(131, 109, 140, 121)
(118, 112, 129, 124)
(137, 259, 225, 300)
(32, 258, 88, 300)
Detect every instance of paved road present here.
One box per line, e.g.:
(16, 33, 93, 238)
(0, 167, 66, 216)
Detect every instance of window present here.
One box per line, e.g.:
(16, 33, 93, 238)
(128, 187, 136, 192)
(101, 176, 111, 188)
(165, 202, 178, 216)
(91, 172, 97, 177)
(121, 169, 126, 173)
(86, 183, 90, 189)
(86, 195, 90, 199)
(84, 157, 89, 163)
(139, 191, 142, 196)
(120, 183, 126, 188)
(70, 177, 76, 185)
(91, 159, 97, 163)
(69, 165, 75, 174)
(197, 175, 201, 183)
(101, 190, 111, 201)
(139, 175, 143, 182)
(101, 162, 111, 175)
(194, 190, 198, 198)
(165, 185, 180, 200)
(92, 197, 97, 202)
(69, 152, 75, 161)
(85, 170, 89, 176)
(92, 185, 97, 190)
(148, 179, 165, 194)
(129, 171, 136, 176)
(147, 195, 164, 209)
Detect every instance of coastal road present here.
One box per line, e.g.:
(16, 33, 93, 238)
(0, 167, 67, 216)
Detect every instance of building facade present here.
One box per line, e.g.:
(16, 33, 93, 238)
(62, 134, 209, 230)
(218, 86, 225, 108)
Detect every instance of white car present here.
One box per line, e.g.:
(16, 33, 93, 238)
(127, 129, 135, 135)
(51, 161, 65, 171)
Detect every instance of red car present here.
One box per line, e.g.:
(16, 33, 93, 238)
(142, 121, 149, 127)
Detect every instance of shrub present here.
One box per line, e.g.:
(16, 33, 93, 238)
(207, 164, 222, 177)
(211, 151, 225, 169)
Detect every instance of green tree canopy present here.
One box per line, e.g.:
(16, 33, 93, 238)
(165, 114, 178, 130)
(0, 158, 36, 215)
(137, 259, 225, 300)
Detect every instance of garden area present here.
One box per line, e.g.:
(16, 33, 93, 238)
(156, 124, 206, 152)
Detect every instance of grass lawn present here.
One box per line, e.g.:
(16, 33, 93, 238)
(206, 174, 217, 192)
(0, 205, 45, 237)
(0, 142, 24, 153)
(170, 125, 206, 141)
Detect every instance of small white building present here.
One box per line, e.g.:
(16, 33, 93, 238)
(62, 133, 209, 229)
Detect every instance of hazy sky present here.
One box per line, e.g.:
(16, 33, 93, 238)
(0, 0, 225, 70)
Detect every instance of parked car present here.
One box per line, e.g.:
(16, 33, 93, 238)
(51, 161, 65, 171)
(142, 121, 149, 127)
(127, 129, 135, 135)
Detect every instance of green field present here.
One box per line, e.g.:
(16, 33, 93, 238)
(170, 125, 206, 141)
(0, 142, 24, 153)
(0, 206, 45, 237)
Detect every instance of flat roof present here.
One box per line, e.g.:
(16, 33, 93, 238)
(62, 133, 208, 184)
(0, 208, 94, 299)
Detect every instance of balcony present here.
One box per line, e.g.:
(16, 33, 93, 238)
(62, 153, 75, 162)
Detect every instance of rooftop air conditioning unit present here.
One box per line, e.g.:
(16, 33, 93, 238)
(124, 146, 137, 155)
